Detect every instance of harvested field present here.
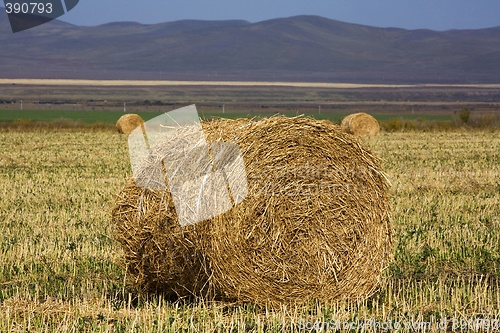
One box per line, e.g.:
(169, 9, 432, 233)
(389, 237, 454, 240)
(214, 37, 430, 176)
(0, 126, 498, 331)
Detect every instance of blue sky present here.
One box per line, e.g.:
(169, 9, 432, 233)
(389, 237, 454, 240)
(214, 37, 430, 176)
(56, 0, 500, 31)
(1, 0, 499, 30)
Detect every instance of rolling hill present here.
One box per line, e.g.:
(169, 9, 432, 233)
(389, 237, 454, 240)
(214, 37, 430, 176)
(1, 12, 499, 83)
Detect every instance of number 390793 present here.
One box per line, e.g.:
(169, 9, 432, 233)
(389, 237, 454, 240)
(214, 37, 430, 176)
(5, 2, 53, 14)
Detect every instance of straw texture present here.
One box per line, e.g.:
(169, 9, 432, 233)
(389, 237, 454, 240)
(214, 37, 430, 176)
(112, 116, 392, 306)
(341, 113, 380, 136)
(116, 114, 145, 135)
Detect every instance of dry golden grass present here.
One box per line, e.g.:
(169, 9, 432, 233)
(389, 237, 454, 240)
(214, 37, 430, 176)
(2, 78, 500, 89)
(112, 117, 392, 306)
(0, 127, 498, 331)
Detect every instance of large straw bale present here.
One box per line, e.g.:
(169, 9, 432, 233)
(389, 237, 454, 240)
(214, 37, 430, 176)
(341, 112, 380, 136)
(112, 116, 392, 306)
(116, 114, 145, 135)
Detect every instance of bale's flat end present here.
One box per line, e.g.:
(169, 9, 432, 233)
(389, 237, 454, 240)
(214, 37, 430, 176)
(341, 112, 380, 136)
(116, 114, 145, 135)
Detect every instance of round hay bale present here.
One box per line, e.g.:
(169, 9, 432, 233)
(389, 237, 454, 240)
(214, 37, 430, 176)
(112, 117, 392, 305)
(116, 114, 145, 135)
(341, 112, 380, 136)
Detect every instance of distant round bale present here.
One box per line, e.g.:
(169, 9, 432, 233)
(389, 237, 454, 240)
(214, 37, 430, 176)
(116, 114, 144, 135)
(341, 113, 380, 136)
(111, 117, 392, 306)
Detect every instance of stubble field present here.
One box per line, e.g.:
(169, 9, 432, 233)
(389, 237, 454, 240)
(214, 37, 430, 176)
(0, 126, 499, 332)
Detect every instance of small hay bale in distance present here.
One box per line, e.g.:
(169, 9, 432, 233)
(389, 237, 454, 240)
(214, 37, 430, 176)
(341, 112, 380, 136)
(116, 114, 145, 135)
(112, 116, 392, 306)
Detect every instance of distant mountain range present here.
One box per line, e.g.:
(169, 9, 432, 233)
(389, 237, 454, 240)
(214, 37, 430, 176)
(1, 12, 500, 83)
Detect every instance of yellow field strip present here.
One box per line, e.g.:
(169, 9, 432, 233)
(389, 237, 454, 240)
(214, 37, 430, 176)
(1, 78, 500, 89)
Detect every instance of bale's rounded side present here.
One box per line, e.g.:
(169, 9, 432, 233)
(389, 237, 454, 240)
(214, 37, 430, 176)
(341, 113, 380, 136)
(112, 117, 392, 305)
(116, 114, 144, 135)
(112, 181, 212, 298)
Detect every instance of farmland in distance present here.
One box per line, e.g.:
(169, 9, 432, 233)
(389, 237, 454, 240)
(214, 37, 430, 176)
(0, 81, 499, 126)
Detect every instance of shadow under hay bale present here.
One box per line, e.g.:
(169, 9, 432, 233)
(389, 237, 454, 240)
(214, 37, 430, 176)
(341, 112, 381, 137)
(116, 114, 145, 135)
(112, 116, 392, 306)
